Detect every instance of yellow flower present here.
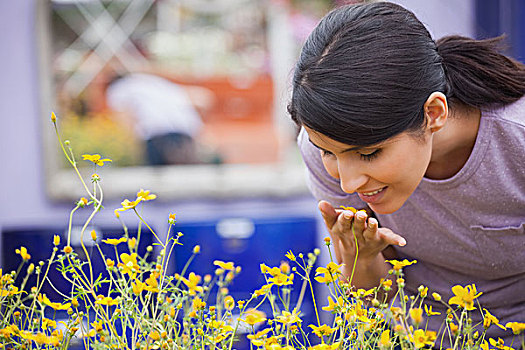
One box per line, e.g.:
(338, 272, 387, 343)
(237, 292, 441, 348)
(63, 245, 73, 254)
(340, 205, 366, 213)
(322, 296, 344, 312)
(117, 198, 143, 211)
(53, 235, 60, 246)
(91, 320, 103, 333)
(315, 262, 342, 284)
(309, 324, 336, 338)
(128, 237, 136, 250)
(409, 329, 436, 348)
(280, 261, 291, 274)
(82, 154, 112, 166)
(90, 230, 97, 242)
(145, 273, 159, 293)
(432, 292, 442, 301)
(15, 246, 31, 260)
(42, 318, 56, 330)
(285, 250, 296, 261)
(253, 284, 272, 297)
(193, 245, 200, 254)
(449, 322, 459, 335)
(243, 309, 267, 325)
(346, 300, 372, 323)
(386, 259, 417, 271)
(247, 328, 272, 341)
(268, 273, 294, 286)
(409, 308, 424, 325)
(424, 304, 441, 316)
(150, 330, 160, 341)
(95, 295, 118, 306)
(168, 213, 176, 225)
(118, 253, 140, 277)
(224, 295, 235, 311)
(137, 189, 157, 201)
(214, 260, 235, 270)
(51, 112, 57, 122)
(505, 322, 525, 335)
(132, 280, 145, 295)
(38, 294, 71, 310)
(181, 272, 204, 296)
(448, 284, 482, 310)
(483, 309, 506, 330)
(489, 337, 513, 350)
(102, 237, 127, 245)
(192, 297, 206, 310)
(275, 308, 302, 325)
(379, 329, 391, 347)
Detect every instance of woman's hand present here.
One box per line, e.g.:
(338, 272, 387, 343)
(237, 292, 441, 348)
(318, 200, 406, 289)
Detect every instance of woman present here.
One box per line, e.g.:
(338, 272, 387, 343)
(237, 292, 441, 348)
(288, 1, 525, 345)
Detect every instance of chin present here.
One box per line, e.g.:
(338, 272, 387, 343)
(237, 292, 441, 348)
(368, 202, 401, 215)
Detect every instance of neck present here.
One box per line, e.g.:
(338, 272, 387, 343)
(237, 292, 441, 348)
(425, 105, 481, 180)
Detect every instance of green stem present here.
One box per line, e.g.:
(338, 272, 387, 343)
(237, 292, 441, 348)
(348, 225, 359, 287)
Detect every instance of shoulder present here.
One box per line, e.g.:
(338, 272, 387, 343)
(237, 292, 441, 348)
(484, 97, 525, 129)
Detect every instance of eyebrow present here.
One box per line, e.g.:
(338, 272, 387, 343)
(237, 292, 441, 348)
(308, 138, 363, 153)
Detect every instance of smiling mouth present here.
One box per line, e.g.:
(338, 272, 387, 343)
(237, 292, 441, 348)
(360, 187, 386, 196)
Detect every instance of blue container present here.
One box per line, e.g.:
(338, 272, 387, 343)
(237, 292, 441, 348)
(168, 216, 319, 348)
(1, 225, 153, 301)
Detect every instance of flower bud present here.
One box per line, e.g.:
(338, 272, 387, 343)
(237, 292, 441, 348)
(90, 230, 97, 242)
(53, 235, 60, 246)
(128, 237, 136, 250)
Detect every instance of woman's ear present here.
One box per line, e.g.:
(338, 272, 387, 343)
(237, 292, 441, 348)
(424, 92, 448, 133)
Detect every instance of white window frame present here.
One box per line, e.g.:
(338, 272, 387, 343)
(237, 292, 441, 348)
(36, 0, 308, 201)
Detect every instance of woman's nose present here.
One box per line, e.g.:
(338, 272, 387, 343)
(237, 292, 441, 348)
(338, 162, 368, 194)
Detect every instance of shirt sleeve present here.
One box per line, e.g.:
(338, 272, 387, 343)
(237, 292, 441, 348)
(297, 127, 366, 208)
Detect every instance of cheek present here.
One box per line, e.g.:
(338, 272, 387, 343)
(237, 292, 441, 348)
(321, 156, 340, 179)
(384, 142, 431, 185)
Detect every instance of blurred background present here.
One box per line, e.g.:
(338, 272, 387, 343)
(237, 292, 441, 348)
(0, 0, 523, 347)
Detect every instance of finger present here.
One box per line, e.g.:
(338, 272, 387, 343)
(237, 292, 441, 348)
(362, 217, 380, 242)
(318, 200, 338, 229)
(334, 210, 355, 251)
(377, 228, 407, 247)
(353, 210, 368, 234)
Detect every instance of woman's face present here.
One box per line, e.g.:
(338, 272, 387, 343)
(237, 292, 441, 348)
(304, 126, 433, 214)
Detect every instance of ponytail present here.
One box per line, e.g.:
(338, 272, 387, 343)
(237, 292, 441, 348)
(436, 35, 525, 108)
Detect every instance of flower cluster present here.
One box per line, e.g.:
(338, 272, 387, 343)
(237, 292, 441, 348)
(1, 113, 524, 349)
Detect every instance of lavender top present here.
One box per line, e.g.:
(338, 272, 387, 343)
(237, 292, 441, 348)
(298, 97, 525, 343)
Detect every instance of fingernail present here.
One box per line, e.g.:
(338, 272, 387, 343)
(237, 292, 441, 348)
(343, 212, 352, 220)
(357, 212, 366, 220)
(399, 238, 407, 246)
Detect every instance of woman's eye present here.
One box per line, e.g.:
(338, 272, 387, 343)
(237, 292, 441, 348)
(359, 149, 381, 161)
(321, 149, 334, 157)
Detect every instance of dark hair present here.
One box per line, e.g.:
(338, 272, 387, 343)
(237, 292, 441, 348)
(288, 2, 525, 147)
